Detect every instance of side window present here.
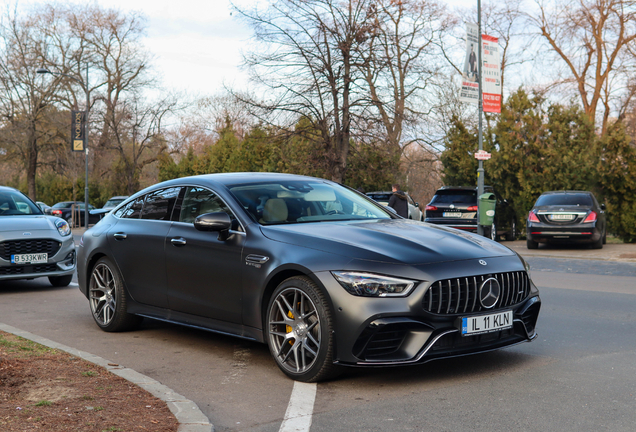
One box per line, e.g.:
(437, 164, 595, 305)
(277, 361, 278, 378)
(114, 196, 144, 219)
(140, 187, 181, 221)
(179, 187, 237, 226)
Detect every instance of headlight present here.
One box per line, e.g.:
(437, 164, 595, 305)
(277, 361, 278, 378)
(55, 218, 71, 237)
(331, 271, 417, 297)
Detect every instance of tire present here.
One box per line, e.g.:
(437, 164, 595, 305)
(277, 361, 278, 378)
(489, 222, 498, 241)
(602, 229, 607, 244)
(266, 276, 341, 382)
(591, 235, 603, 249)
(88, 257, 142, 332)
(49, 274, 72, 287)
(527, 238, 539, 249)
(505, 220, 517, 241)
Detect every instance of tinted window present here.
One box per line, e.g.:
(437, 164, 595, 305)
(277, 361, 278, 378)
(115, 197, 144, 219)
(179, 187, 237, 225)
(367, 193, 392, 202)
(431, 190, 477, 204)
(535, 193, 593, 207)
(141, 188, 180, 221)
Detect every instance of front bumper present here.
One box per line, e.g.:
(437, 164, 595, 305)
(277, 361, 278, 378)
(315, 259, 541, 367)
(0, 237, 76, 281)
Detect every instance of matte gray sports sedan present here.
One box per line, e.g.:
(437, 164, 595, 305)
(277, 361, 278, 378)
(77, 173, 541, 382)
(0, 186, 76, 287)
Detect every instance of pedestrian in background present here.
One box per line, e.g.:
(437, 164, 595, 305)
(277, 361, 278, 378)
(388, 184, 408, 218)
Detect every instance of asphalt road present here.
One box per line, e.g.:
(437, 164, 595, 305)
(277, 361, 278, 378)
(0, 240, 635, 431)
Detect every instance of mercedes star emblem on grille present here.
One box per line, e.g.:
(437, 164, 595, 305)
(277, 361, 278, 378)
(479, 277, 500, 309)
(479, 260, 487, 266)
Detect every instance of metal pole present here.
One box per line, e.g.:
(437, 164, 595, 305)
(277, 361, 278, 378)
(84, 63, 89, 229)
(477, 0, 484, 237)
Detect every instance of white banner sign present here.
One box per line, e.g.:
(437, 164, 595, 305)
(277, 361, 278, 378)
(459, 23, 479, 105)
(481, 34, 501, 113)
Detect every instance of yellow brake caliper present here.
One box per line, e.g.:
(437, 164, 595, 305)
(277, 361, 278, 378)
(287, 310, 295, 345)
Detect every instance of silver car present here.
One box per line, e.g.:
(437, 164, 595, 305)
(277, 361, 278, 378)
(0, 186, 76, 287)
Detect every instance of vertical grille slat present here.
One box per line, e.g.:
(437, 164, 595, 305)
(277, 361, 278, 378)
(423, 271, 530, 315)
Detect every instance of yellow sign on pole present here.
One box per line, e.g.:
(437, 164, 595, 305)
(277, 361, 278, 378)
(71, 110, 86, 152)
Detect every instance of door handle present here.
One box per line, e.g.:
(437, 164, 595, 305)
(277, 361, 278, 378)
(113, 232, 127, 240)
(171, 237, 187, 246)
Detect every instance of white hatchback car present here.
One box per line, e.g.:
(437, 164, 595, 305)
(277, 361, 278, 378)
(0, 186, 76, 287)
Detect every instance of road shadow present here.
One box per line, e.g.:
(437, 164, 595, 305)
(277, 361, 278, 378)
(0, 278, 76, 294)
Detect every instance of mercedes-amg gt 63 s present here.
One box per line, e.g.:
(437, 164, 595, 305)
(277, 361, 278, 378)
(77, 173, 541, 382)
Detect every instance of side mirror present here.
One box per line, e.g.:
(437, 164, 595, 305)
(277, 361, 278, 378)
(194, 212, 232, 240)
(600, 203, 606, 211)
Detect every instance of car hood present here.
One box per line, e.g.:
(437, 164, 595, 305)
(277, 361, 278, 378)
(0, 216, 58, 234)
(260, 219, 514, 265)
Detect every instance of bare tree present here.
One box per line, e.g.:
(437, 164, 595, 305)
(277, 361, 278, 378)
(529, 0, 636, 134)
(357, 0, 452, 176)
(234, 0, 374, 183)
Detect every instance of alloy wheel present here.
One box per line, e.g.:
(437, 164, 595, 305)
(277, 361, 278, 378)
(89, 262, 118, 326)
(268, 287, 321, 375)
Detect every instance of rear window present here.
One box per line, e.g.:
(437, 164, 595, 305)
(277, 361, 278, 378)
(367, 193, 392, 202)
(430, 190, 477, 205)
(535, 193, 593, 207)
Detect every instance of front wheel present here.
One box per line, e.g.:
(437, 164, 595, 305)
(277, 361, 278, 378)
(49, 274, 72, 287)
(88, 257, 142, 332)
(266, 276, 340, 382)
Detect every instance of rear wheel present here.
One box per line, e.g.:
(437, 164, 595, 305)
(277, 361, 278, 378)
(527, 238, 539, 249)
(591, 235, 603, 249)
(266, 276, 340, 382)
(89, 257, 142, 332)
(505, 220, 517, 241)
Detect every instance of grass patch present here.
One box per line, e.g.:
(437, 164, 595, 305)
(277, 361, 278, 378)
(35, 400, 52, 407)
(82, 371, 98, 377)
(0, 334, 55, 357)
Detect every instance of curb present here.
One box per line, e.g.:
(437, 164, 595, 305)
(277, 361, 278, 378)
(0, 322, 213, 432)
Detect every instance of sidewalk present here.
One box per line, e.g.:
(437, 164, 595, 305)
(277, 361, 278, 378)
(507, 240, 636, 263)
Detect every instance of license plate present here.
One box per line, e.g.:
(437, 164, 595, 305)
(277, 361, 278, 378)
(443, 212, 462, 218)
(549, 214, 575, 220)
(461, 310, 513, 336)
(11, 253, 48, 264)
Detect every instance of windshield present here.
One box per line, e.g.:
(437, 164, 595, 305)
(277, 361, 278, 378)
(535, 193, 593, 207)
(0, 190, 43, 216)
(229, 180, 392, 225)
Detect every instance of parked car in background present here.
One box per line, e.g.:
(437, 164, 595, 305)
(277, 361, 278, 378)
(0, 186, 76, 287)
(526, 190, 606, 249)
(366, 191, 423, 220)
(78, 173, 540, 382)
(90, 195, 129, 221)
(51, 201, 97, 226)
(36, 201, 52, 215)
(424, 186, 517, 241)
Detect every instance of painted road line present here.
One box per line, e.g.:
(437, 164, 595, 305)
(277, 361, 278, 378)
(279, 381, 317, 432)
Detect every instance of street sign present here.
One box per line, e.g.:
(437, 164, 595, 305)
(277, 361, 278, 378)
(71, 110, 86, 152)
(474, 150, 491, 160)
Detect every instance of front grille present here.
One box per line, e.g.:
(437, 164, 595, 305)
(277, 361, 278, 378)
(422, 271, 530, 315)
(0, 263, 58, 275)
(0, 239, 61, 261)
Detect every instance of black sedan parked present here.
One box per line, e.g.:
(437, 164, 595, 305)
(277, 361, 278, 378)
(51, 201, 98, 226)
(77, 173, 541, 382)
(526, 190, 606, 249)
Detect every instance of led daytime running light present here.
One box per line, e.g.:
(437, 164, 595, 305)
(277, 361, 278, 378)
(332, 271, 416, 297)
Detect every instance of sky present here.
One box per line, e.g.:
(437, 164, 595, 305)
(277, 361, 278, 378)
(2, 0, 476, 97)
